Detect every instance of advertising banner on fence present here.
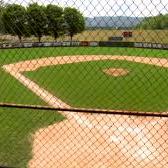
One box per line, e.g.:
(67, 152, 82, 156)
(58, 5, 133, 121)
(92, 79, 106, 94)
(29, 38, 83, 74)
(134, 42, 166, 49)
(89, 41, 99, 47)
(1, 41, 168, 50)
(80, 41, 89, 46)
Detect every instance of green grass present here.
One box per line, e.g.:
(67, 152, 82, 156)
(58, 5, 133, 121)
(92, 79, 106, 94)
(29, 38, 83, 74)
(1, 70, 46, 105)
(1, 47, 168, 167)
(1, 47, 168, 64)
(0, 108, 64, 168)
(25, 60, 168, 112)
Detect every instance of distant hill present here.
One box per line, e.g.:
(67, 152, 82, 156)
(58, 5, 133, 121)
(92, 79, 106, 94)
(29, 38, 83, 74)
(85, 16, 144, 29)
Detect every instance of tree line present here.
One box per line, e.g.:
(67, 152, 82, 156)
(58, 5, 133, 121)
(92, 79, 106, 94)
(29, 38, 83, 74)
(0, 0, 5, 34)
(136, 14, 168, 30)
(0, 3, 85, 42)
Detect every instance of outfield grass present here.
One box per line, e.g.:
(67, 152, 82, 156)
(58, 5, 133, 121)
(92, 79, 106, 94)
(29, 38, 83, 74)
(1, 46, 168, 65)
(1, 47, 168, 167)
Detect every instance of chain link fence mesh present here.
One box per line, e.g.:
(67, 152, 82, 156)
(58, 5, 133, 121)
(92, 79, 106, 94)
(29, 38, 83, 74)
(0, 0, 168, 167)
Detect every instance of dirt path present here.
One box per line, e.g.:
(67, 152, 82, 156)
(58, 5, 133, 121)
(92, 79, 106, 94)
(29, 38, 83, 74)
(3, 55, 168, 168)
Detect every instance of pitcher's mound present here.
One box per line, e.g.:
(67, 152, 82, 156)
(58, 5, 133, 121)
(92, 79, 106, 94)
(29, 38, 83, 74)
(103, 68, 129, 77)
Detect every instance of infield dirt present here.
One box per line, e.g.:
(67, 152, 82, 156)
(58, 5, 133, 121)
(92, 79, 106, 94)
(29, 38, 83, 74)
(103, 68, 129, 77)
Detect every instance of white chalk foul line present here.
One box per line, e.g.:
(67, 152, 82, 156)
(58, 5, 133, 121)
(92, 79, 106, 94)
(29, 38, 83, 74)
(3, 65, 97, 127)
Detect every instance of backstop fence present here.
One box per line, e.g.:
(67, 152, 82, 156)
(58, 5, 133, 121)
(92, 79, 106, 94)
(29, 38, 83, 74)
(0, 0, 168, 167)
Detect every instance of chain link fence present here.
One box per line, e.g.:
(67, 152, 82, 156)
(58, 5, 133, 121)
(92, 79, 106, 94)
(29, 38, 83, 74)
(0, 0, 168, 167)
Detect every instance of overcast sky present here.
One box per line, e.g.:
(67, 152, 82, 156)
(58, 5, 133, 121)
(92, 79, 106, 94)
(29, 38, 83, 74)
(4, 0, 168, 17)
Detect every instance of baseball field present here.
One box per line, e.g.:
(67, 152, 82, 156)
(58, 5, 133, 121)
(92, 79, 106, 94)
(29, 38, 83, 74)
(1, 47, 168, 167)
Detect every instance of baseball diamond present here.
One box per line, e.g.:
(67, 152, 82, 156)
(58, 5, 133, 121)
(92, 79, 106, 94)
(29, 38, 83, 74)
(1, 47, 168, 167)
(1, 0, 168, 167)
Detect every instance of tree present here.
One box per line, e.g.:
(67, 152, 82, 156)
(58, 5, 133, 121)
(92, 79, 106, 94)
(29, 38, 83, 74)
(160, 14, 168, 29)
(45, 4, 64, 41)
(2, 4, 27, 42)
(64, 7, 85, 43)
(136, 14, 168, 30)
(27, 3, 47, 42)
(0, 1, 5, 34)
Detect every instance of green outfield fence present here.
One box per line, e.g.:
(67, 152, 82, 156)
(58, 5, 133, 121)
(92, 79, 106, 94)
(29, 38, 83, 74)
(0, 0, 168, 168)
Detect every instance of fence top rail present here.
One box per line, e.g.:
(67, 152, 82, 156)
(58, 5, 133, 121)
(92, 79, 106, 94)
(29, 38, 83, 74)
(1, 103, 168, 118)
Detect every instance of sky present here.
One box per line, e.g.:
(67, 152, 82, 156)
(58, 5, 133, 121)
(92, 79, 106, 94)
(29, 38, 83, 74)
(4, 0, 168, 17)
